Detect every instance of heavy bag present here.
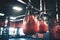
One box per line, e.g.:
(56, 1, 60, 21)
(50, 19, 60, 39)
(2, 21, 5, 27)
(38, 19, 48, 33)
(23, 15, 39, 35)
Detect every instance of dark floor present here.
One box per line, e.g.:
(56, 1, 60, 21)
(0, 32, 49, 40)
(9, 38, 43, 40)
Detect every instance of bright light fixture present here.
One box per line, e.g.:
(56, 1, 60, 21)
(15, 19, 24, 21)
(17, 0, 26, 4)
(10, 17, 16, 20)
(56, 14, 58, 20)
(0, 13, 4, 16)
(56, 14, 59, 21)
(16, 15, 25, 18)
(1, 27, 3, 30)
(47, 30, 49, 33)
(10, 19, 24, 22)
(13, 6, 22, 11)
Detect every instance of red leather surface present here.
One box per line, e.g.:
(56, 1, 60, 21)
(23, 15, 39, 35)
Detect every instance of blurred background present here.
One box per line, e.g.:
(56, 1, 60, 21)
(0, 0, 60, 40)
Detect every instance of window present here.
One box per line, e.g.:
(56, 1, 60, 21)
(9, 27, 17, 35)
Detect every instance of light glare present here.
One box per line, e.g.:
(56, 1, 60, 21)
(13, 6, 22, 11)
(10, 17, 16, 20)
(19, 28, 25, 35)
(17, 0, 26, 4)
(0, 13, 4, 16)
(9, 28, 17, 35)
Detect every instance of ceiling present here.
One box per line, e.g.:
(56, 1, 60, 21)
(0, 0, 40, 16)
(0, 0, 60, 21)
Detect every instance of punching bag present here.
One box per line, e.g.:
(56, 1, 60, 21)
(2, 21, 5, 27)
(23, 15, 39, 35)
(38, 19, 48, 33)
(23, 0, 39, 35)
(50, 18, 60, 39)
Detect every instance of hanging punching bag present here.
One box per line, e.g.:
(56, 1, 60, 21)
(50, 14, 60, 39)
(2, 21, 5, 27)
(23, 15, 39, 35)
(23, 0, 39, 35)
(50, 18, 60, 39)
(38, 19, 48, 33)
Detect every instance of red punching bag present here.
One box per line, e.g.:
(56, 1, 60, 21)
(23, 0, 39, 35)
(2, 21, 5, 27)
(50, 18, 60, 39)
(38, 19, 48, 33)
(23, 15, 39, 35)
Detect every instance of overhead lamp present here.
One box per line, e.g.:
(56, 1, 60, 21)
(17, 0, 26, 4)
(10, 17, 17, 20)
(10, 19, 24, 22)
(13, 6, 22, 11)
(15, 19, 24, 21)
(16, 15, 25, 18)
(56, 14, 59, 21)
(56, 14, 58, 20)
(0, 13, 5, 16)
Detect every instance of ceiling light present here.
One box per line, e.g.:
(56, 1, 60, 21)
(56, 14, 58, 20)
(16, 15, 25, 18)
(13, 6, 22, 11)
(0, 13, 5, 16)
(15, 19, 24, 21)
(17, 0, 26, 4)
(10, 17, 16, 20)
